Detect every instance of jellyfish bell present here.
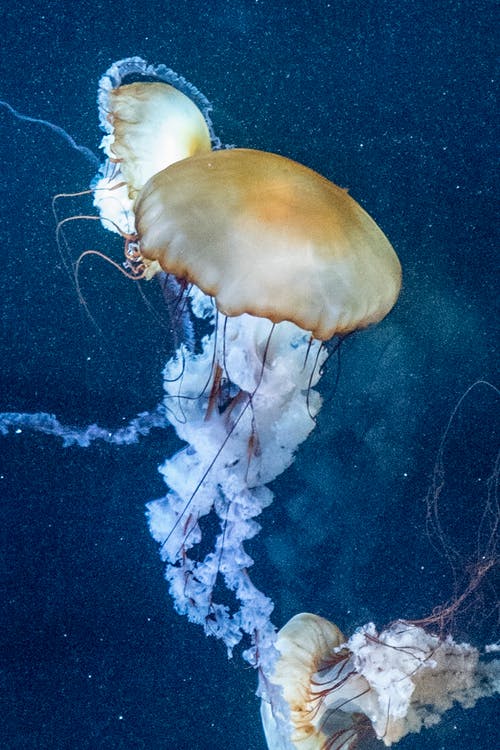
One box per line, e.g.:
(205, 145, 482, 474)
(102, 81, 212, 201)
(134, 148, 402, 340)
(261, 613, 500, 749)
(260, 613, 362, 750)
(93, 56, 216, 236)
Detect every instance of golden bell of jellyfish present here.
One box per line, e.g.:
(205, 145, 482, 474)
(134, 148, 402, 340)
(105, 81, 212, 200)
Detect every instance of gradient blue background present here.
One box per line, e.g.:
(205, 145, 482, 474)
(1, 1, 498, 748)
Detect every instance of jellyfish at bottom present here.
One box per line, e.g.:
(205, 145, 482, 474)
(261, 613, 500, 749)
(1, 57, 497, 748)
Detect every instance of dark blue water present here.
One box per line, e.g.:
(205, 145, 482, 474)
(1, 1, 498, 748)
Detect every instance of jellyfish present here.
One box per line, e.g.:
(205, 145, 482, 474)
(89, 57, 401, 672)
(261, 613, 500, 749)
(0, 57, 497, 749)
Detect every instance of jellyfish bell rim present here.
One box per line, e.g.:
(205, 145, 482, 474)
(134, 148, 402, 341)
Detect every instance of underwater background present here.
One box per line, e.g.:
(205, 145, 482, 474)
(1, 1, 498, 748)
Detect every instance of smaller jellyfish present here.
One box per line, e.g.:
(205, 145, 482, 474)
(92, 56, 217, 235)
(261, 613, 500, 749)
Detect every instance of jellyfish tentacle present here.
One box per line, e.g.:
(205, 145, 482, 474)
(0, 99, 99, 166)
(146, 304, 328, 672)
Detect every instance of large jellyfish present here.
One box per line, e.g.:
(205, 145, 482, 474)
(1, 57, 498, 748)
(91, 56, 400, 666)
